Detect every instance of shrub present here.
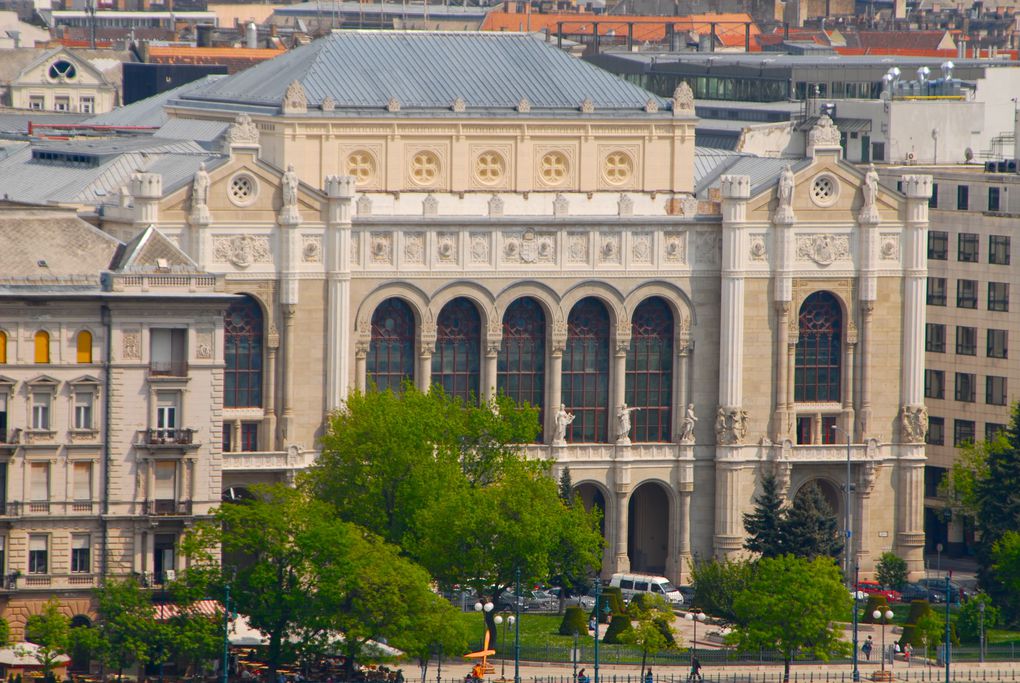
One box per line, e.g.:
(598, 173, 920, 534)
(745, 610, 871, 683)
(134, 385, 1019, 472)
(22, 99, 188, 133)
(601, 614, 632, 644)
(559, 606, 588, 636)
(591, 587, 625, 624)
(875, 553, 909, 591)
(861, 594, 890, 624)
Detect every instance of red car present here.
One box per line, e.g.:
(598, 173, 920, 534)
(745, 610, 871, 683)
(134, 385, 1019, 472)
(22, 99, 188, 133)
(857, 580, 902, 603)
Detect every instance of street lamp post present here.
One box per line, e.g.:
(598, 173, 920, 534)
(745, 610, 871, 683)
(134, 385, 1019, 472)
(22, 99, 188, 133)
(494, 613, 516, 680)
(979, 601, 986, 663)
(592, 580, 610, 683)
(684, 610, 706, 666)
(514, 567, 521, 683)
(851, 569, 865, 682)
(831, 425, 854, 584)
(872, 608, 894, 675)
(221, 583, 231, 683)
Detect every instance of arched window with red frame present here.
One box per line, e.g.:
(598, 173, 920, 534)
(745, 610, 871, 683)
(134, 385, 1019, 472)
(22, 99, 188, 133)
(795, 292, 842, 403)
(367, 298, 416, 393)
(498, 297, 546, 432)
(563, 297, 611, 443)
(626, 297, 674, 442)
(432, 298, 481, 402)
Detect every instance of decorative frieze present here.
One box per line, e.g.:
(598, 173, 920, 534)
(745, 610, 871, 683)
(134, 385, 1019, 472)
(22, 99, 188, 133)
(503, 229, 555, 265)
(213, 235, 272, 268)
(795, 234, 849, 266)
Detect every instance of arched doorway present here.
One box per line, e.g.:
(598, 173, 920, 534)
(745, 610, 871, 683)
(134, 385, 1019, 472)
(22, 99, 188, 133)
(69, 615, 92, 672)
(628, 482, 670, 575)
(796, 478, 842, 516)
(574, 482, 610, 574)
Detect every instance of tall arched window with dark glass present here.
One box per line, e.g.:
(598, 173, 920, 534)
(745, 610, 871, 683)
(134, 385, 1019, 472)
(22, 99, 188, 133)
(432, 298, 481, 402)
(224, 296, 263, 408)
(498, 297, 546, 431)
(563, 297, 610, 443)
(367, 298, 416, 392)
(795, 292, 842, 402)
(626, 297, 674, 442)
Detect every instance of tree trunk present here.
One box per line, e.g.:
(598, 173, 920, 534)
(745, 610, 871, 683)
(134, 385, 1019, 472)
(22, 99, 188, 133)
(783, 656, 791, 683)
(268, 631, 283, 683)
(640, 649, 648, 680)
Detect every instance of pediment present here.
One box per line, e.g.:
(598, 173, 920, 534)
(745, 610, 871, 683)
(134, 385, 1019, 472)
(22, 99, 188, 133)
(0, 375, 16, 388)
(25, 374, 60, 388)
(68, 374, 101, 386)
(15, 48, 109, 87)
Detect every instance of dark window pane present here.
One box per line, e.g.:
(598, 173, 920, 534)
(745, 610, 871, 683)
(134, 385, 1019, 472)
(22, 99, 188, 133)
(795, 292, 842, 403)
(368, 298, 416, 393)
(224, 297, 264, 409)
(432, 298, 481, 402)
(563, 298, 610, 443)
(626, 297, 674, 443)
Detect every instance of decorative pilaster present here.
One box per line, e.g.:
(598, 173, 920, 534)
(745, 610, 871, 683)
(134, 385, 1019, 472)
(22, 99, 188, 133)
(613, 470, 631, 573)
(280, 304, 296, 444)
(612, 338, 629, 443)
(674, 344, 690, 442)
(484, 342, 499, 402)
(324, 175, 356, 410)
(130, 172, 162, 226)
(265, 339, 278, 450)
(774, 302, 791, 441)
(355, 342, 368, 393)
(899, 174, 933, 417)
(713, 461, 743, 558)
(858, 302, 874, 437)
(547, 345, 564, 441)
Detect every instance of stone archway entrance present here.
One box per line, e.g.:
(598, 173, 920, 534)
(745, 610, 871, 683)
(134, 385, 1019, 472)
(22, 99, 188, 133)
(628, 481, 670, 575)
(796, 478, 842, 517)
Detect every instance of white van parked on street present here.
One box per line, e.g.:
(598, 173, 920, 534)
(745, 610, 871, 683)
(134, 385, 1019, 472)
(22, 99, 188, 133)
(608, 573, 684, 606)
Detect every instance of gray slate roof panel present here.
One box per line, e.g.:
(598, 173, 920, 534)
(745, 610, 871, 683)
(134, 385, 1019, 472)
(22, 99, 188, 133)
(181, 31, 666, 113)
(87, 74, 226, 127)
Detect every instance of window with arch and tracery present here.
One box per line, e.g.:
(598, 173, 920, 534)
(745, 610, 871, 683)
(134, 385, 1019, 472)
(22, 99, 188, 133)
(76, 331, 92, 364)
(626, 298, 674, 442)
(34, 331, 50, 364)
(367, 298, 416, 393)
(795, 292, 842, 403)
(224, 297, 263, 409)
(563, 297, 610, 443)
(432, 298, 481, 402)
(498, 298, 546, 433)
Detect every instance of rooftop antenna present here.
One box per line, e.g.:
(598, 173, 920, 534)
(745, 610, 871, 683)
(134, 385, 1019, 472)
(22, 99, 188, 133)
(86, 0, 96, 50)
(940, 60, 954, 79)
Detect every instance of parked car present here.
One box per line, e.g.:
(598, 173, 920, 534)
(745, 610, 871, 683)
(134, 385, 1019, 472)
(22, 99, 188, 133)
(856, 580, 902, 603)
(677, 585, 696, 606)
(901, 582, 946, 603)
(526, 589, 559, 611)
(609, 572, 684, 606)
(917, 578, 971, 603)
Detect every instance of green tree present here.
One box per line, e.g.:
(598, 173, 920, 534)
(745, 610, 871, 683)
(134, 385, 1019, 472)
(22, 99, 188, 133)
(743, 472, 787, 558)
(991, 531, 1020, 625)
(621, 595, 676, 676)
(729, 555, 851, 682)
(956, 593, 999, 644)
(0, 617, 10, 647)
(558, 467, 573, 503)
(690, 557, 753, 622)
(781, 484, 843, 560)
(875, 552, 909, 591)
(93, 578, 157, 679)
(310, 388, 539, 548)
(22, 599, 71, 678)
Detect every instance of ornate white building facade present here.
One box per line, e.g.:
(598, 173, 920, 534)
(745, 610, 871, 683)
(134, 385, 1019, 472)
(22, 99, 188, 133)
(96, 31, 931, 580)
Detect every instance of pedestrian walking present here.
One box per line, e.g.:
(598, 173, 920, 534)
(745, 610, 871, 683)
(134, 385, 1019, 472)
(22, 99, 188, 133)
(904, 643, 913, 666)
(645, 668, 654, 683)
(862, 636, 874, 661)
(688, 657, 703, 683)
(577, 669, 589, 683)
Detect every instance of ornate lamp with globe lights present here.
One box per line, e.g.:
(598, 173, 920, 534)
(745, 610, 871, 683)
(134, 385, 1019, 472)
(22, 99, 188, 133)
(494, 613, 516, 680)
(873, 608, 895, 678)
(685, 610, 706, 666)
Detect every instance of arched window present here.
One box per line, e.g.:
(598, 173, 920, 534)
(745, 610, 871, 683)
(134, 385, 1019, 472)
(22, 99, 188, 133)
(76, 331, 92, 364)
(626, 297, 674, 442)
(224, 296, 263, 408)
(498, 297, 546, 431)
(0, 331, 6, 364)
(563, 297, 610, 443)
(432, 298, 481, 402)
(34, 331, 50, 364)
(367, 298, 416, 392)
(795, 292, 842, 403)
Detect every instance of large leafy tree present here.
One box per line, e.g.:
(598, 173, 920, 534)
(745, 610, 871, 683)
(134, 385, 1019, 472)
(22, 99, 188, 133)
(690, 557, 753, 622)
(23, 599, 71, 679)
(93, 578, 158, 679)
(310, 387, 540, 548)
(729, 555, 851, 682)
(875, 552, 908, 591)
(991, 531, 1020, 625)
(743, 472, 787, 558)
(781, 484, 843, 561)
(620, 595, 677, 677)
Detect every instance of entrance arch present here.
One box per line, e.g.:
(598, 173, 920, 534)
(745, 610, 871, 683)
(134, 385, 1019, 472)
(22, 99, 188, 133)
(628, 481, 670, 575)
(796, 478, 842, 516)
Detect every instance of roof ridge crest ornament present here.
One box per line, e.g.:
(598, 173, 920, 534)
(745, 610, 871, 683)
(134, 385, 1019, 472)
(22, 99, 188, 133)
(225, 113, 259, 149)
(451, 97, 466, 112)
(644, 98, 659, 113)
(386, 97, 401, 113)
(579, 97, 595, 113)
(516, 97, 531, 113)
(282, 80, 308, 114)
(671, 82, 694, 116)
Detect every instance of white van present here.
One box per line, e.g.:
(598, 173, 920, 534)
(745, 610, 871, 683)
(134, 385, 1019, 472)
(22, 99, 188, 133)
(609, 573, 684, 606)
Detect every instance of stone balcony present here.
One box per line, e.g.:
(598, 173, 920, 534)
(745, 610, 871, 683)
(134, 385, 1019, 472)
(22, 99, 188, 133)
(221, 448, 315, 472)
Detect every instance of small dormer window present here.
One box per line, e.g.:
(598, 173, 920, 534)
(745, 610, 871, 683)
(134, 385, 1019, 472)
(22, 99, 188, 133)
(48, 60, 77, 81)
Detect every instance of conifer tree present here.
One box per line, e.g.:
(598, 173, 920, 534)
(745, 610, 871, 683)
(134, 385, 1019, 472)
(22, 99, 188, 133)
(781, 483, 843, 560)
(743, 472, 787, 558)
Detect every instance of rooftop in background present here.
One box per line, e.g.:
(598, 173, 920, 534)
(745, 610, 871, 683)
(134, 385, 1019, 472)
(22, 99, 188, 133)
(271, 1, 491, 21)
(142, 46, 287, 75)
(176, 30, 672, 116)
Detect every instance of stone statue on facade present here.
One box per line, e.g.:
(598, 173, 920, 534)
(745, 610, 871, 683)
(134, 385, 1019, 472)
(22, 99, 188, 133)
(190, 162, 210, 221)
(715, 406, 748, 445)
(615, 403, 641, 445)
(860, 163, 881, 222)
(678, 403, 697, 443)
(900, 405, 929, 444)
(772, 163, 795, 224)
(225, 113, 259, 147)
(282, 164, 299, 208)
(808, 114, 841, 149)
(553, 404, 575, 446)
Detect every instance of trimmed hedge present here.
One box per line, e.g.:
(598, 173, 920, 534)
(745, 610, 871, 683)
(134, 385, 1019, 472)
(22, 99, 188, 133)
(861, 594, 890, 624)
(601, 614, 632, 644)
(559, 606, 589, 636)
(590, 587, 626, 624)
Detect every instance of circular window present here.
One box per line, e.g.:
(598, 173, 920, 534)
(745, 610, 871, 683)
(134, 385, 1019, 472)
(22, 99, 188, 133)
(346, 151, 376, 185)
(227, 173, 258, 207)
(48, 60, 77, 80)
(810, 173, 839, 207)
(410, 151, 440, 186)
(475, 151, 505, 185)
(539, 151, 569, 186)
(603, 151, 634, 186)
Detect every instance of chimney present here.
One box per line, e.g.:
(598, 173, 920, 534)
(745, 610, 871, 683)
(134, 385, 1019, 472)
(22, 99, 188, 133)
(246, 21, 257, 48)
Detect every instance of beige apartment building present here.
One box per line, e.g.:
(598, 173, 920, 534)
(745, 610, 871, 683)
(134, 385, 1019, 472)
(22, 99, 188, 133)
(0, 201, 232, 636)
(880, 163, 1020, 557)
(89, 31, 933, 581)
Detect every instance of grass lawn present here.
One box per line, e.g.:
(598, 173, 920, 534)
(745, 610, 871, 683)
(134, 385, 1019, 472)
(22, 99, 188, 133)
(987, 629, 1020, 646)
(454, 611, 597, 651)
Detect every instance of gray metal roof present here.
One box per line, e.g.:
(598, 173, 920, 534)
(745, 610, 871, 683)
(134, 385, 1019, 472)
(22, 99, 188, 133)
(274, 1, 490, 18)
(693, 149, 807, 198)
(86, 74, 226, 128)
(179, 30, 671, 115)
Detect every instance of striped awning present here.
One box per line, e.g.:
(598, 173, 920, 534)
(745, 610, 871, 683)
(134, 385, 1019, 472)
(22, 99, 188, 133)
(154, 599, 223, 620)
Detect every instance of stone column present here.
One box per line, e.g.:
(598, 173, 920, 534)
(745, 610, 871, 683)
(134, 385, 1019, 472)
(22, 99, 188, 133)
(774, 303, 791, 441)
(324, 175, 356, 410)
(674, 447, 695, 583)
(896, 174, 933, 575)
(484, 342, 499, 402)
(677, 490, 693, 581)
(612, 341, 628, 443)
(857, 196, 879, 440)
(842, 340, 856, 435)
(713, 460, 743, 558)
(717, 175, 750, 414)
(280, 304, 296, 444)
(858, 303, 873, 438)
(355, 343, 368, 393)
(418, 350, 433, 393)
(547, 346, 564, 441)
(772, 180, 795, 441)
(277, 192, 301, 446)
(673, 345, 689, 441)
(614, 476, 631, 573)
(265, 342, 278, 450)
